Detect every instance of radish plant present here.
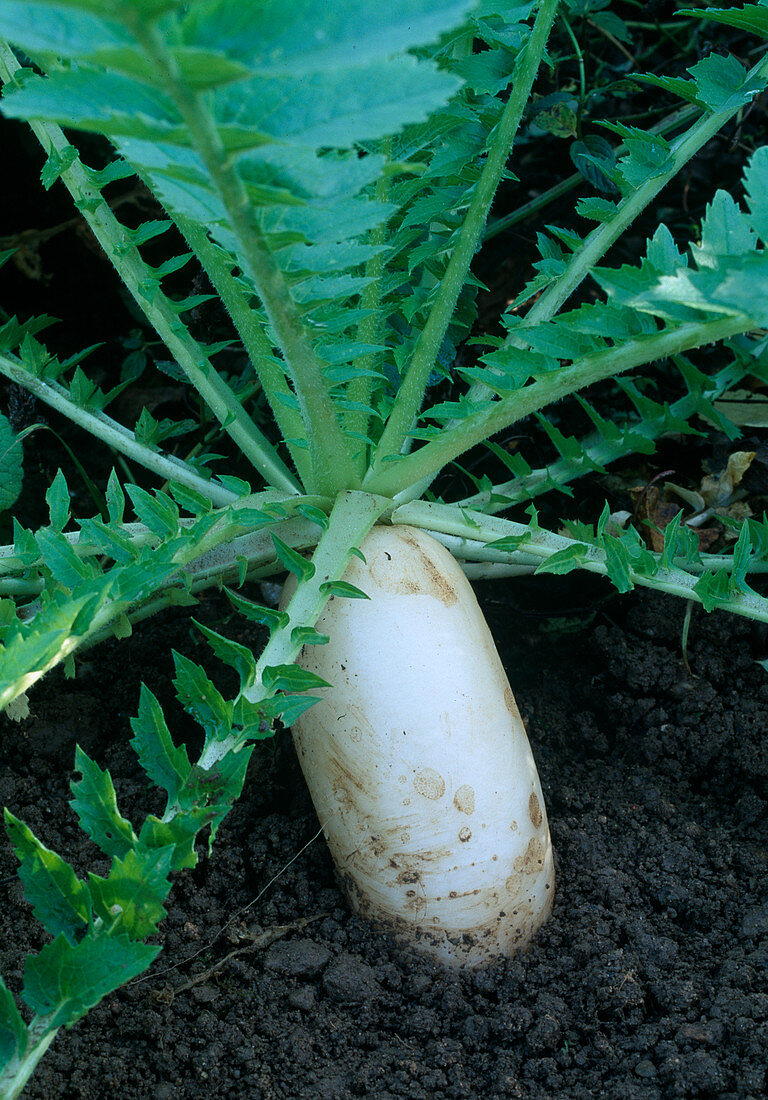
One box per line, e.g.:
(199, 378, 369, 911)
(2, 0, 768, 1092)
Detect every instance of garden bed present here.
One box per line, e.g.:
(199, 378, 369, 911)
(2, 578, 766, 1100)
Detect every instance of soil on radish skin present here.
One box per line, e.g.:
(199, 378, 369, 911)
(1, 582, 767, 1100)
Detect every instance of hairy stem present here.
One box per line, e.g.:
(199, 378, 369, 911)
(397, 500, 768, 624)
(0, 351, 237, 507)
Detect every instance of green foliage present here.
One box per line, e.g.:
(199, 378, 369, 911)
(0, 413, 23, 512)
(2, 1, 768, 1092)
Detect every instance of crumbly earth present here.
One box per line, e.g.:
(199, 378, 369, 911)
(2, 580, 766, 1100)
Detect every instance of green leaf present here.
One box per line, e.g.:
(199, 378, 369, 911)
(271, 534, 314, 583)
(4, 810, 90, 942)
(0, 2, 132, 58)
(70, 747, 138, 859)
(35, 529, 93, 588)
(291, 626, 330, 646)
(1, 69, 188, 143)
(224, 588, 288, 631)
(743, 145, 768, 243)
(193, 620, 256, 688)
(262, 664, 331, 693)
(688, 53, 763, 111)
(264, 692, 322, 725)
(695, 189, 757, 264)
(125, 484, 179, 537)
(0, 974, 28, 1073)
(45, 469, 71, 532)
(88, 846, 174, 940)
(23, 932, 160, 1031)
(105, 469, 125, 525)
(138, 808, 214, 870)
(0, 413, 24, 512)
(319, 580, 371, 600)
(212, 60, 462, 148)
(172, 651, 231, 740)
(681, 5, 768, 40)
(129, 685, 191, 805)
(535, 544, 589, 575)
(602, 536, 634, 594)
(182, 0, 475, 74)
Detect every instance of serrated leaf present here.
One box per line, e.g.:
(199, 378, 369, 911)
(262, 664, 331, 693)
(4, 811, 90, 942)
(535, 544, 589, 576)
(0, 2, 132, 58)
(105, 470, 125, 525)
(168, 481, 214, 515)
(70, 747, 137, 859)
(212, 60, 462, 148)
(743, 145, 768, 243)
(1, 69, 188, 143)
(688, 52, 762, 111)
(77, 518, 138, 565)
(602, 537, 634, 594)
(88, 846, 174, 940)
(23, 932, 160, 1031)
(271, 534, 314, 583)
(138, 807, 214, 870)
(695, 189, 757, 265)
(35, 528, 94, 588)
(125, 484, 179, 537)
(681, 5, 768, 39)
(172, 651, 231, 739)
(182, 0, 474, 73)
(193, 620, 256, 688)
(224, 588, 288, 631)
(262, 692, 322, 725)
(129, 685, 191, 805)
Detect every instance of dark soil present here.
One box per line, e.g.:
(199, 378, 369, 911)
(2, 579, 767, 1100)
(3, 6, 768, 1098)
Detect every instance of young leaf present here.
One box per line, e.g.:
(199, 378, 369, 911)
(88, 846, 175, 940)
(262, 664, 331, 693)
(319, 580, 371, 600)
(129, 685, 191, 805)
(105, 469, 126, 525)
(4, 810, 91, 943)
(125, 484, 179, 537)
(271, 534, 315, 582)
(224, 588, 289, 631)
(172, 651, 232, 740)
(45, 469, 71, 532)
(23, 932, 160, 1031)
(35, 528, 94, 588)
(69, 747, 138, 859)
(193, 619, 257, 688)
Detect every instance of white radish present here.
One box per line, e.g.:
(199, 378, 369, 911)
(285, 524, 554, 967)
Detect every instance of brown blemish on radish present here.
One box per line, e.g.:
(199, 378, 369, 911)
(413, 768, 445, 801)
(453, 784, 476, 814)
